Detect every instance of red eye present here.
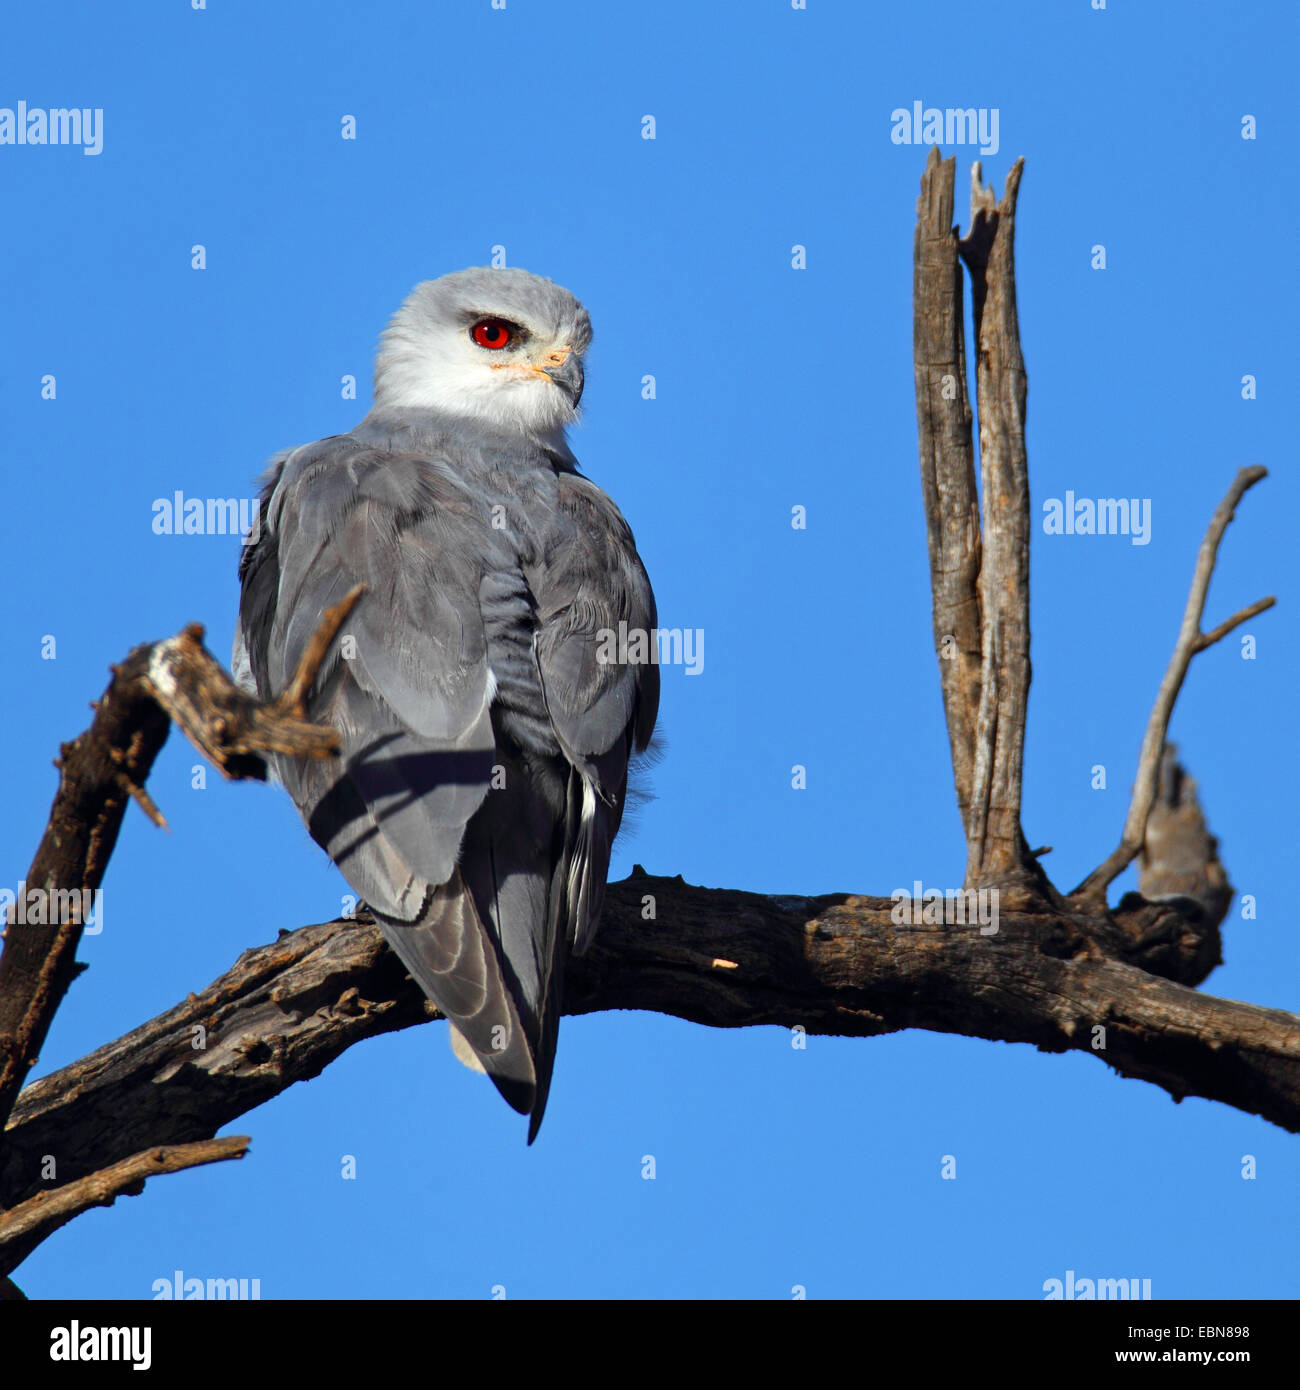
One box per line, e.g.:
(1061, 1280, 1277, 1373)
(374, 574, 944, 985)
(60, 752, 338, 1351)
(471, 319, 512, 350)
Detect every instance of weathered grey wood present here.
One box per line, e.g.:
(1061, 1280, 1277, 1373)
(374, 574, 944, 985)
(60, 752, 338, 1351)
(958, 159, 1033, 887)
(1073, 468, 1274, 902)
(913, 148, 983, 838)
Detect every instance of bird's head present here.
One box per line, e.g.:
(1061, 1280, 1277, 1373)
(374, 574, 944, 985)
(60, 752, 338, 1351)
(373, 267, 592, 440)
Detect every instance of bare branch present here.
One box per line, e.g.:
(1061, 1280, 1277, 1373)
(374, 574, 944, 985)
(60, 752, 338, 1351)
(0, 646, 170, 1133)
(0, 1136, 249, 1276)
(913, 148, 983, 833)
(1197, 595, 1275, 653)
(0, 605, 355, 1137)
(1074, 467, 1273, 901)
(1, 872, 1289, 1235)
(958, 158, 1032, 888)
(143, 579, 364, 780)
(116, 771, 168, 831)
(277, 584, 366, 715)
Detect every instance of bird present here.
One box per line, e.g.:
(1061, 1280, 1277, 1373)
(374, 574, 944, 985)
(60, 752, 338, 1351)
(234, 267, 659, 1141)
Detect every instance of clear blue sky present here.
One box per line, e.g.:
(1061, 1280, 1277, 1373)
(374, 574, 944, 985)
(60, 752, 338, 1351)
(2, 0, 1296, 1299)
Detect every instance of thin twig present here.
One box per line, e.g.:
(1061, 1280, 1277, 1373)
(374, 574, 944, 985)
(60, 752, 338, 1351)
(115, 771, 168, 831)
(277, 584, 366, 716)
(1197, 595, 1275, 652)
(1073, 467, 1273, 900)
(0, 1136, 249, 1277)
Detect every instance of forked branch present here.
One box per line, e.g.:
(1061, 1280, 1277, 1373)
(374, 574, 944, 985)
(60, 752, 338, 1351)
(1073, 467, 1274, 902)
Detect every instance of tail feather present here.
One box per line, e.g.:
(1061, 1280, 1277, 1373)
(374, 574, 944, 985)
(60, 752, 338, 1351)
(525, 771, 583, 1142)
(525, 926, 569, 1144)
(566, 778, 602, 954)
(376, 869, 536, 1116)
(398, 756, 626, 1142)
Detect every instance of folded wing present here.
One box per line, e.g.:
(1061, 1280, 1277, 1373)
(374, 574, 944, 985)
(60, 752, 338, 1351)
(238, 437, 536, 1110)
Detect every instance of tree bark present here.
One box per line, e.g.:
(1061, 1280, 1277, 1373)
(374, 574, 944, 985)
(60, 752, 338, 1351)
(1, 865, 1294, 1228)
(959, 159, 1033, 888)
(913, 150, 983, 835)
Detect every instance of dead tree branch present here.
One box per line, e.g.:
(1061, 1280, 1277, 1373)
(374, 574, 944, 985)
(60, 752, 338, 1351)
(147, 584, 364, 779)
(0, 604, 354, 1195)
(1073, 467, 1273, 902)
(0, 649, 171, 1131)
(0, 1136, 249, 1277)
(914, 149, 1041, 894)
(958, 158, 1032, 888)
(0, 873, 1294, 1225)
(1138, 745, 1233, 922)
(913, 148, 983, 834)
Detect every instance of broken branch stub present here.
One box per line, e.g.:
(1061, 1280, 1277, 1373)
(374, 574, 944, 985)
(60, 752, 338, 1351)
(144, 583, 364, 778)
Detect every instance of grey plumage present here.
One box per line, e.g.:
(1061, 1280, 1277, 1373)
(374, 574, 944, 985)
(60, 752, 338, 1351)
(235, 269, 658, 1139)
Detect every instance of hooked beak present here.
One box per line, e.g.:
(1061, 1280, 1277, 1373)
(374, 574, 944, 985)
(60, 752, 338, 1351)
(539, 347, 584, 406)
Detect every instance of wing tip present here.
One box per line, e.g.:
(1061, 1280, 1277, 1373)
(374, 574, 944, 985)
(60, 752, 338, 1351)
(491, 1071, 535, 1119)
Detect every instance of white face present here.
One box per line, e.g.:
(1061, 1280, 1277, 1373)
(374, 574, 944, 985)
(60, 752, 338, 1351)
(374, 276, 589, 439)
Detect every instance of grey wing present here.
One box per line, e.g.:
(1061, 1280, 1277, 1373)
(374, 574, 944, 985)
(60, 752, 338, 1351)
(531, 472, 660, 951)
(510, 472, 658, 1140)
(237, 437, 537, 1112)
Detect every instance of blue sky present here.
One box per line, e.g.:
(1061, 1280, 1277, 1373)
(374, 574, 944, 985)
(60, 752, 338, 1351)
(2, 0, 1297, 1299)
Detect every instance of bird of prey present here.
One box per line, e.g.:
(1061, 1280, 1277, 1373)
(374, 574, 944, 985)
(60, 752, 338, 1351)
(234, 268, 659, 1140)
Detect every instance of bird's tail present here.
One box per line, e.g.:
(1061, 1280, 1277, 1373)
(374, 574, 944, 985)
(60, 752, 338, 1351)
(528, 761, 629, 1138)
(524, 775, 587, 1142)
(376, 869, 537, 1116)
(445, 757, 623, 1141)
